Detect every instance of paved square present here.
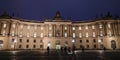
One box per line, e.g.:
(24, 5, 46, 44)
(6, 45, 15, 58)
(0, 50, 120, 60)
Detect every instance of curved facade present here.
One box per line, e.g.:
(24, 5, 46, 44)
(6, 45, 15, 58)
(0, 12, 120, 50)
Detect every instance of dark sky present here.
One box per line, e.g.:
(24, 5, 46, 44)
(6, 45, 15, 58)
(0, 0, 120, 21)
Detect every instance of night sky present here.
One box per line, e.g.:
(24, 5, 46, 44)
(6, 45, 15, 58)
(0, 0, 120, 21)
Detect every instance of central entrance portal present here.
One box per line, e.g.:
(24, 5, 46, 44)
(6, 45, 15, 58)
(0, 40, 3, 49)
(55, 40, 61, 49)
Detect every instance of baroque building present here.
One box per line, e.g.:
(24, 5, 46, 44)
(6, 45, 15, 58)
(0, 11, 120, 50)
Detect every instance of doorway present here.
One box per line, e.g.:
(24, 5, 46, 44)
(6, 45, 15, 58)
(111, 40, 116, 49)
(55, 40, 61, 49)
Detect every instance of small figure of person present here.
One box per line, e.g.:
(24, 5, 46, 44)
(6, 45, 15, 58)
(47, 46, 50, 53)
(82, 46, 84, 52)
(68, 47, 71, 52)
(61, 46, 63, 52)
(64, 46, 67, 52)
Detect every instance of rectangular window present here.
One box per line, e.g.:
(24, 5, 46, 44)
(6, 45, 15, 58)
(12, 24, 15, 28)
(72, 27, 75, 30)
(93, 39, 96, 43)
(40, 45, 43, 48)
(79, 26, 81, 30)
(49, 33, 52, 37)
(34, 39, 36, 43)
(99, 24, 102, 28)
(40, 40, 42, 43)
(3, 23, 6, 28)
(40, 33, 43, 38)
(85, 25, 88, 30)
(27, 33, 30, 37)
(26, 45, 29, 48)
(19, 39, 22, 43)
(34, 32, 37, 37)
(86, 40, 89, 43)
(100, 31, 103, 36)
(92, 25, 95, 29)
(94, 45, 96, 48)
(86, 32, 89, 37)
(19, 45, 22, 48)
(108, 23, 111, 28)
(41, 26, 43, 30)
(79, 33, 82, 38)
(93, 32, 95, 37)
(65, 32, 67, 37)
(64, 26, 67, 30)
(26, 39, 29, 43)
(73, 33, 75, 38)
(33, 45, 36, 48)
(86, 45, 89, 48)
(80, 40, 82, 43)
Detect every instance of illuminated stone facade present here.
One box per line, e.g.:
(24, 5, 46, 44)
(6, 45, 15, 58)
(0, 12, 120, 50)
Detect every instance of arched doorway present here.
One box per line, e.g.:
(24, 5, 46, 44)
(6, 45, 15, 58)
(0, 40, 3, 49)
(55, 40, 61, 49)
(111, 40, 116, 50)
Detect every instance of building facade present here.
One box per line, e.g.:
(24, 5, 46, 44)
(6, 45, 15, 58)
(0, 12, 120, 50)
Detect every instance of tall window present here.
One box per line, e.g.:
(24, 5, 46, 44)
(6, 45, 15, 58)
(93, 39, 96, 43)
(27, 33, 30, 37)
(49, 33, 52, 37)
(99, 24, 102, 28)
(12, 24, 15, 28)
(79, 26, 81, 30)
(92, 25, 95, 29)
(34, 32, 37, 37)
(86, 40, 89, 43)
(64, 26, 67, 30)
(100, 31, 103, 36)
(85, 25, 88, 30)
(108, 23, 111, 28)
(49, 26, 52, 30)
(40, 33, 43, 38)
(26, 39, 29, 43)
(19, 39, 22, 43)
(19, 32, 22, 37)
(19, 45, 22, 48)
(34, 39, 36, 43)
(12, 31, 15, 36)
(80, 40, 82, 43)
(72, 27, 75, 30)
(33, 45, 36, 48)
(3, 23, 6, 28)
(79, 33, 82, 38)
(41, 26, 43, 30)
(65, 32, 67, 37)
(26, 45, 29, 48)
(73, 33, 75, 38)
(93, 32, 95, 37)
(86, 32, 89, 37)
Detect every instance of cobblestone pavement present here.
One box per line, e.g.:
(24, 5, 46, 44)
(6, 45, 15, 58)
(0, 50, 120, 60)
